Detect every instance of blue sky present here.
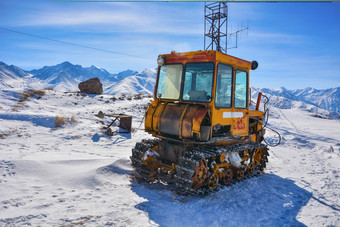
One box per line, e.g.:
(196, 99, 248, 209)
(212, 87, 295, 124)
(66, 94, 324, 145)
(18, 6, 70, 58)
(0, 1, 339, 89)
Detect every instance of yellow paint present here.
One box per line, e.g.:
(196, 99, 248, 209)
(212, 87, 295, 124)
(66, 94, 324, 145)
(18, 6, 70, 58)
(145, 50, 265, 143)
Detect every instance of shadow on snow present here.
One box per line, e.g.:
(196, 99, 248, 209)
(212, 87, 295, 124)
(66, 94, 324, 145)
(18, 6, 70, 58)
(0, 113, 55, 128)
(131, 174, 312, 227)
(91, 131, 131, 143)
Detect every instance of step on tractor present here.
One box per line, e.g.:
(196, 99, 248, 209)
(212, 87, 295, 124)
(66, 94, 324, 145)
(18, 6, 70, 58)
(131, 50, 269, 194)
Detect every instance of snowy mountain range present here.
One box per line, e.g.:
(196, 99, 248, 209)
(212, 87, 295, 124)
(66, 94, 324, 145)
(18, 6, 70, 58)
(251, 87, 340, 118)
(0, 61, 339, 117)
(0, 61, 155, 95)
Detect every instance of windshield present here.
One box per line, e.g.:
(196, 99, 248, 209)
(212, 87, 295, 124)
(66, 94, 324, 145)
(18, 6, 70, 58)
(156, 64, 183, 100)
(182, 62, 214, 102)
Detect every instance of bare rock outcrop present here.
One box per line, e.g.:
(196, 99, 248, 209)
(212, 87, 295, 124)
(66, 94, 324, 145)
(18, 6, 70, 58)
(78, 77, 103, 95)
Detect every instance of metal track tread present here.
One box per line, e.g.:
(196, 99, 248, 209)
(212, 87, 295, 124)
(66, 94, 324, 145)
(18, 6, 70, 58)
(130, 139, 269, 195)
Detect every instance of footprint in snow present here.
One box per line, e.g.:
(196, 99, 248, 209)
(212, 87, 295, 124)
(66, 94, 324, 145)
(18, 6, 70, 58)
(0, 160, 16, 183)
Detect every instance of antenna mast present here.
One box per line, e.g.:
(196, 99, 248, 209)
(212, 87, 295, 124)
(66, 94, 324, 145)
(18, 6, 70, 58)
(204, 2, 248, 54)
(204, 2, 228, 53)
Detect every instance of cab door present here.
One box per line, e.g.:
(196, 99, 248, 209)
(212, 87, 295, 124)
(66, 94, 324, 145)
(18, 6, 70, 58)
(231, 69, 249, 136)
(212, 63, 234, 137)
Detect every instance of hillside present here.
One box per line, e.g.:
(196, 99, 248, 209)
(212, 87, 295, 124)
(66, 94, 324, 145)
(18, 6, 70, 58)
(0, 88, 339, 226)
(0, 62, 29, 89)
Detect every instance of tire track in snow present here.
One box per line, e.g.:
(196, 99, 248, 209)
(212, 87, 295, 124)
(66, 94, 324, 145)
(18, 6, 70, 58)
(273, 109, 340, 220)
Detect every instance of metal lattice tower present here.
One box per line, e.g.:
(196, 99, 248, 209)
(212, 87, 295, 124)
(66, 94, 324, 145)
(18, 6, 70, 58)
(204, 2, 228, 53)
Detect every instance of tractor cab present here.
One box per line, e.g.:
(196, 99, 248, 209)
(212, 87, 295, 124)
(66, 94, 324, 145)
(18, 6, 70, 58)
(145, 50, 265, 144)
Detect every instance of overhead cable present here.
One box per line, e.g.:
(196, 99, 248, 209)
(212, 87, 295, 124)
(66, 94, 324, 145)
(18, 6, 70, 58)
(0, 27, 153, 61)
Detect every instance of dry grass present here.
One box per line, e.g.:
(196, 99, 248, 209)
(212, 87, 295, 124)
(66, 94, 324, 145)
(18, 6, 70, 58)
(60, 215, 93, 227)
(55, 116, 77, 128)
(12, 89, 46, 111)
(0, 128, 20, 138)
(55, 116, 66, 127)
(19, 89, 45, 102)
(70, 116, 77, 123)
(133, 94, 142, 100)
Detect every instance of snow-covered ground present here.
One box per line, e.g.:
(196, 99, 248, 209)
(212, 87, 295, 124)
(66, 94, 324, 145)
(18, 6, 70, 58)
(0, 88, 339, 226)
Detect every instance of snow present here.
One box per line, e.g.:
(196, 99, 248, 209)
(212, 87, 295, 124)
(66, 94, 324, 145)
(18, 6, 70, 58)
(92, 65, 103, 71)
(0, 61, 340, 225)
(143, 149, 160, 161)
(226, 152, 243, 168)
(0, 87, 339, 226)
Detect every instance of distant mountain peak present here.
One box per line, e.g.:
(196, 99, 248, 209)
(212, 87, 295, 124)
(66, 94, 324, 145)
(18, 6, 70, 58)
(0, 61, 8, 67)
(90, 65, 102, 70)
(59, 61, 73, 66)
(116, 69, 139, 81)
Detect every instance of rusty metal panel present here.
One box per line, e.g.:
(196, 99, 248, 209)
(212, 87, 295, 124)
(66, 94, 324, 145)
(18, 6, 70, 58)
(163, 50, 216, 64)
(145, 100, 158, 131)
(192, 108, 209, 133)
(152, 102, 167, 132)
(231, 114, 249, 136)
(178, 104, 189, 139)
(181, 105, 200, 139)
(159, 103, 186, 137)
(119, 115, 132, 133)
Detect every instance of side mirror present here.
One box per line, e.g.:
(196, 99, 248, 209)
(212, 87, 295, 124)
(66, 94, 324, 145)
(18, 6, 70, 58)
(251, 61, 258, 70)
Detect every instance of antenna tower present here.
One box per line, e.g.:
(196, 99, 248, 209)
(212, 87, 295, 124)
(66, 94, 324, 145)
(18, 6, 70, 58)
(204, 2, 248, 54)
(204, 2, 228, 53)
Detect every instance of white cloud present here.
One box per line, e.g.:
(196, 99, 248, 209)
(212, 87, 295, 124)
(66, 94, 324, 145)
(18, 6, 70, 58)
(249, 31, 302, 45)
(16, 3, 203, 36)
(21, 9, 152, 27)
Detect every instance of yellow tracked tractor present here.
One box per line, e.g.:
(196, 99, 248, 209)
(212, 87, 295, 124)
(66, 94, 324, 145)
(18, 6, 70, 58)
(131, 50, 268, 194)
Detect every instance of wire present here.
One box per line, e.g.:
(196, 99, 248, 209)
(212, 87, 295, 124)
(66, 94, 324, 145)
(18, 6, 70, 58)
(263, 126, 281, 147)
(133, 114, 145, 137)
(133, 104, 149, 136)
(0, 27, 153, 61)
(260, 94, 269, 128)
(261, 93, 281, 147)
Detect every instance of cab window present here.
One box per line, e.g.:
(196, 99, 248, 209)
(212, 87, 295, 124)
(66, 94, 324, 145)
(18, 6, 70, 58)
(215, 64, 233, 108)
(182, 62, 214, 102)
(156, 64, 183, 100)
(234, 70, 248, 109)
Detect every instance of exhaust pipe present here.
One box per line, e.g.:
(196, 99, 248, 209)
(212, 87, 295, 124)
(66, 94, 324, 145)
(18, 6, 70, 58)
(255, 92, 262, 111)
